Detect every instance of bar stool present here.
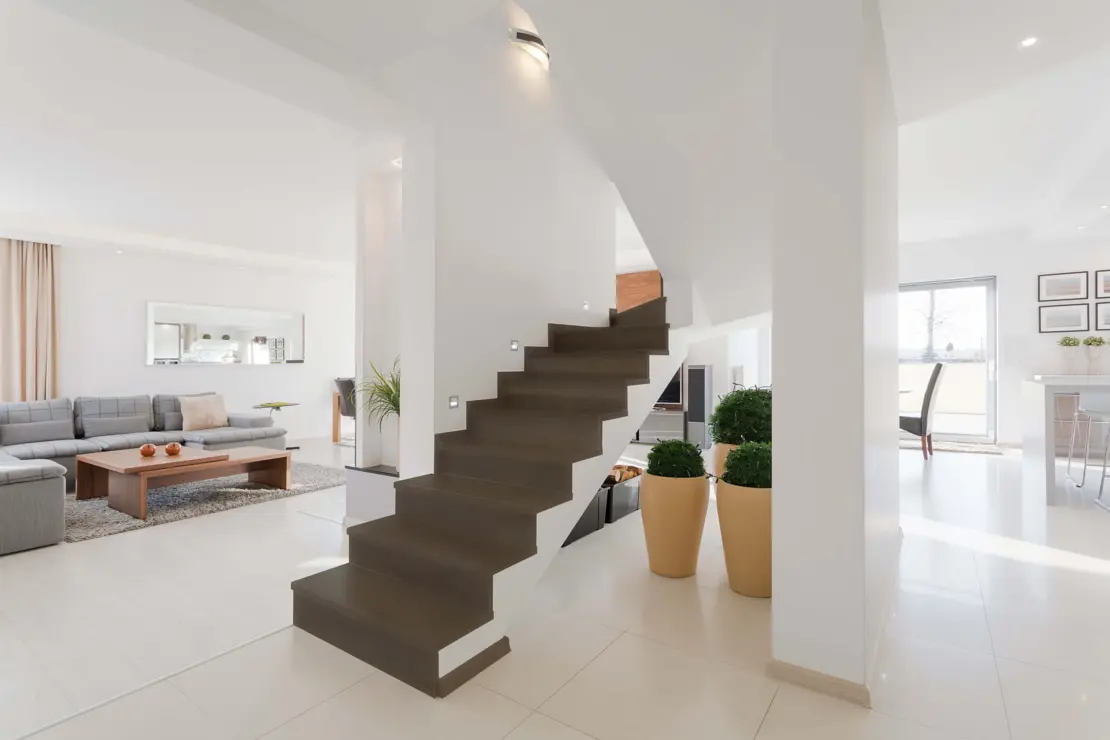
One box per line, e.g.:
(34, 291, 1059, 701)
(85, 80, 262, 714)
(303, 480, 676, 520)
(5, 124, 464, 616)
(1066, 407, 1110, 509)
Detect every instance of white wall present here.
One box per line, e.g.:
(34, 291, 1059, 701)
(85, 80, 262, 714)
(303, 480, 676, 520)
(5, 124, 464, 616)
(55, 245, 354, 440)
(378, 2, 616, 434)
(685, 335, 731, 416)
(902, 233, 1108, 445)
(771, 0, 899, 689)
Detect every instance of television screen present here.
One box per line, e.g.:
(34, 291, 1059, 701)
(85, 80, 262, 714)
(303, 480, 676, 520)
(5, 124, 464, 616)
(657, 369, 682, 405)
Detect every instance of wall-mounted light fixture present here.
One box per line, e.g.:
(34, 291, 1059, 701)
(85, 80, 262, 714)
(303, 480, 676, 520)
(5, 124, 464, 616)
(448, 396, 460, 409)
(510, 340, 520, 351)
(511, 29, 550, 68)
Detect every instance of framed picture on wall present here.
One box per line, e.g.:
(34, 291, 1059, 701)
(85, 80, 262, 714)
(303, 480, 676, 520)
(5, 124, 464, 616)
(1040, 303, 1090, 333)
(1038, 271, 1089, 302)
(1096, 271, 1110, 299)
(1097, 302, 1110, 331)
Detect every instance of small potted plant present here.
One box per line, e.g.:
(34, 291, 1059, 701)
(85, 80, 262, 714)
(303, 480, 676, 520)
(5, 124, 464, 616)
(640, 439, 709, 577)
(1059, 336, 1081, 374)
(707, 386, 771, 477)
(717, 442, 772, 597)
(1084, 335, 1106, 374)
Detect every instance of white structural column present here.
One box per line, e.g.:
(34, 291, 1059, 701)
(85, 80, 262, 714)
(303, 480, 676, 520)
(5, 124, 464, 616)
(770, 0, 900, 699)
(354, 170, 402, 469)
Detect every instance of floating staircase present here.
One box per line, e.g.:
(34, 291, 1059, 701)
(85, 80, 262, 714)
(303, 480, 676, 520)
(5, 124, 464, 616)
(292, 297, 677, 696)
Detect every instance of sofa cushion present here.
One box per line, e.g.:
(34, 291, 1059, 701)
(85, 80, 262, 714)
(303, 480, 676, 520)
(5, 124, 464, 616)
(0, 419, 75, 446)
(86, 431, 187, 452)
(0, 457, 67, 484)
(153, 393, 214, 431)
(180, 426, 286, 446)
(83, 415, 151, 438)
(227, 413, 274, 429)
(180, 394, 228, 432)
(0, 398, 72, 425)
(1, 438, 103, 460)
(74, 396, 152, 437)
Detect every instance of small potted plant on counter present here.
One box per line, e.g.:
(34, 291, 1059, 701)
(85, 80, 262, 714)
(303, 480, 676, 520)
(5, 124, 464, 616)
(1084, 335, 1106, 375)
(1059, 335, 1081, 374)
(717, 442, 772, 597)
(640, 439, 709, 578)
(708, 386, 772, 477)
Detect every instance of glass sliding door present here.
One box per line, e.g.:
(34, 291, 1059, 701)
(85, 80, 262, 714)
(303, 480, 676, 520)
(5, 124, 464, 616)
(898, 277, 997, 442)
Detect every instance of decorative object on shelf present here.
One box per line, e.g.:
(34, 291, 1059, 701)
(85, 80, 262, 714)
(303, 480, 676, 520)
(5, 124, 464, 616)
(717, 442, 772, 598)
(708, 386, 771, 477)
(165, 442, 182, 456)
(253, 401, 299, 418)
(202, 333, 212, 340)
(139, 444, 156, 457)
(1059, 335, 1082, 374)
(221, 334, 231, 341)
(640, 439, 709, 578)
(1038, 271, 1089, 302)
(1085, 335, 1106, 374)
(1040, 303, 1089, 333)
(1097, 270, 1110, 299)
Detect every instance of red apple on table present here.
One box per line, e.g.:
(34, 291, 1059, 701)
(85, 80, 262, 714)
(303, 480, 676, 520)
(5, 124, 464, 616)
(165, 442, 182, 456)
(139, 444, 156, 457)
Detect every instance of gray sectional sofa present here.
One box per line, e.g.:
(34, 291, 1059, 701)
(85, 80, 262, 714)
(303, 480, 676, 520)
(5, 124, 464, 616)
(0, 393, 286, 555)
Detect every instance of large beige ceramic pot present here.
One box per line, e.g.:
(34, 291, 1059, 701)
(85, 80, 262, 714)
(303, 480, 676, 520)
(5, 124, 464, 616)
(716, 479, 772, 598)
(640, 473, 710, 577)
(712, 443, 738, 478)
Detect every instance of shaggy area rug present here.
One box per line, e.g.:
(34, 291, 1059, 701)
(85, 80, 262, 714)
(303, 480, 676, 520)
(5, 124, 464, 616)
(64, 462, 346, 542)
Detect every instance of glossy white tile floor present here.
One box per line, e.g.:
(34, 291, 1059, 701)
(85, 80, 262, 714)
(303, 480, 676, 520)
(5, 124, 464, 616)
(7, 446, 1110, 739)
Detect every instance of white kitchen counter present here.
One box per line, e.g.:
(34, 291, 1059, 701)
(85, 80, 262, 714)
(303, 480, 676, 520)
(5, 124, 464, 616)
(1024, 375, 1110, 505)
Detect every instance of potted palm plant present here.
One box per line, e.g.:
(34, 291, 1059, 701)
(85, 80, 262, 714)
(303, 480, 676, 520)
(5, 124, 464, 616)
(717, 442, 772, 597)
(640, 439, 709, 577)
(707, 386, 772, 477)
(355, 358, 401, 466)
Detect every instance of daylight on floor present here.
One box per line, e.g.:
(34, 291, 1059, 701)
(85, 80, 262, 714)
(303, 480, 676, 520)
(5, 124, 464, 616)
(2, 1, 1109, 739)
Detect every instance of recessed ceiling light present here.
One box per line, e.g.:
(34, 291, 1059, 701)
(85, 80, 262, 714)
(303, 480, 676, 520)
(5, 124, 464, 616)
(390, 158, 402, 169)
(115, 249, 123, 254)
(511, 28, 550, 68)
(1020, 37, 1038, 48)
(1077, 225, 1086, 231)
(1102, 205, 1109, 210)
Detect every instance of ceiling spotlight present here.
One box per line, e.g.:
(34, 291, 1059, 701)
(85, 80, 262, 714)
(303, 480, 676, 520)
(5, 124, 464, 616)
(390, 158, 402, 169)
(115, 249, 123, 254)
(1102, 205, 1109, 210)
(1020, 37, 1038, 48)
(511, 29, 550, 67)
(1077, 225, 1086, 232)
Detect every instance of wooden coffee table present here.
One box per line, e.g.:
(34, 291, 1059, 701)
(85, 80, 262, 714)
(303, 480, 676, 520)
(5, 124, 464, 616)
(75, 446, 292, 521)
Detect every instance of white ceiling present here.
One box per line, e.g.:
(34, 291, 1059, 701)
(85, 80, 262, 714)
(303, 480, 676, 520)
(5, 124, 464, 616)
(16, 0, 1110, 258)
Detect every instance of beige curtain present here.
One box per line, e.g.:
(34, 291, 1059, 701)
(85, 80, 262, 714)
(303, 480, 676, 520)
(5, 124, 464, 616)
(0, 240, 59, 402)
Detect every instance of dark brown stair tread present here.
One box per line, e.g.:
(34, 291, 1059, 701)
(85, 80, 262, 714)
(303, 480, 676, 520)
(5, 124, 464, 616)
(436, 431, 594, 461)
(471, 398, 627, 421)
(291, 564, 490, 650)
(349, 516, 532, 574)
(501, 371, 645, 388)
(398, 474, 567, 514)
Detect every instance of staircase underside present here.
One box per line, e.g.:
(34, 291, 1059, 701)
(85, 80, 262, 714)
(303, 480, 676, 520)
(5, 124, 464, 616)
(292, 297, 670, 696)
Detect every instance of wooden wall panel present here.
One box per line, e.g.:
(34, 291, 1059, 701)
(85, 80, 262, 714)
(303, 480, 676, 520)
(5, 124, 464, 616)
(616, 270, 663, 312)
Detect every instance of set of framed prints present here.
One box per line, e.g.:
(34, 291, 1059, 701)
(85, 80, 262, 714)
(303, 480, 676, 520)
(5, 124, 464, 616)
(1038, 271, 1110, 333)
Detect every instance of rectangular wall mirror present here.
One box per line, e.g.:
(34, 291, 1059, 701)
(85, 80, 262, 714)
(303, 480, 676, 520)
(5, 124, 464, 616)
(146, 302, 305, 366)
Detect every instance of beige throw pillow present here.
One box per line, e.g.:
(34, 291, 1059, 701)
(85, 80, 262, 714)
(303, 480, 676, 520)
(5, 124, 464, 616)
(179, 394, 229, 431)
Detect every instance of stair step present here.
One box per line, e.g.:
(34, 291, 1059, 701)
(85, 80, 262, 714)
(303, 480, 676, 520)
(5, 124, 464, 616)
(550, 323, 669, 353)
(395, 474, 567, 552)
(292, 564, 492, 696)
(499, 371, 634, 409)
(348, 515, 532, 610)
(524, 347, 652, 379)
(467, 400, 607, 449)
(610, 297, 668, 327)
(435, 431, 579, 490)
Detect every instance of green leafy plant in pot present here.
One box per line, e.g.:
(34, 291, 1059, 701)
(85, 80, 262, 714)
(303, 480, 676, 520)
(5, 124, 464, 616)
(355, 358, 401, 467)
(708, 386, 771, 477)
(717, 442, 772, 597)
(640, 439, 709, 578)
